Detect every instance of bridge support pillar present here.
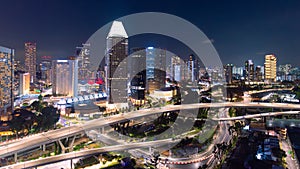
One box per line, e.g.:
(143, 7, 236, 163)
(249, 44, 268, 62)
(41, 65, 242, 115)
(70, 159, 73, 169)
(58, 136, 76, 154)
(149, 147, 152, 154)
(67, 136, 76, 153)
(58, 140, 67, 154)
(42, 144, 46, 151)
(14, 153, 17, 162)
(102, 127, 105, 134)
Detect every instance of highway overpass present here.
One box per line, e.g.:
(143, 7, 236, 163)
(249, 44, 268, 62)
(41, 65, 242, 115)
(214, 111, 300, 121)
(1, 139, 174, 169)
(1, 102, 300, 159)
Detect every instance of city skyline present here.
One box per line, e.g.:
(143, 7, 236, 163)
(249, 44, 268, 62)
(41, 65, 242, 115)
(0, 0, 300, 66)
(1, 2, 300, 169)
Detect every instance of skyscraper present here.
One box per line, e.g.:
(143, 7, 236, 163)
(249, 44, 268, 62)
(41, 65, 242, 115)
(76, 43, 91, 81)
(278, 64, 292, 81)
(52, 59, 78, 97)
(25, 42, 37, 83)
(40, 56, 52, 84)
(255, 66, 263, 81)
(264, 54, 277, 82)
(224, 64, 233, 84)
(106, 21, 128, 104)
(245, 60, 254, 82)
(0, 46, 14, 116)
(232, 66, 243, 76)
(170, 56, 185, 82)
(187, 55, 197, 82)
(146, 47, 166, 93)
(129, 48, 146, 104)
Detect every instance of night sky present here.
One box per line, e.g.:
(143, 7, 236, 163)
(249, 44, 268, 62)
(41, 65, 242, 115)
(0, 0, 300, 67)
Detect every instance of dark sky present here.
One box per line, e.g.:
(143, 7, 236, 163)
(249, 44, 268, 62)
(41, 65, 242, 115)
(0, 0, 300, 67)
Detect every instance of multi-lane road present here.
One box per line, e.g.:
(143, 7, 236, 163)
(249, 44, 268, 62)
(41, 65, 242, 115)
(1, 102, 300, 159)
(215, 111, 300, 121)
(1, 139, 174, 169)
(2, 108, 230, 169)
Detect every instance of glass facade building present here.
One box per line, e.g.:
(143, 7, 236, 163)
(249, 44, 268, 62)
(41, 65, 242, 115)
(0, 46, 14, 116)
(52, 60, 78, 97)
(146, 47, 166, 94)
(25, 42, 36, 83)
(106, 21, 128, 104)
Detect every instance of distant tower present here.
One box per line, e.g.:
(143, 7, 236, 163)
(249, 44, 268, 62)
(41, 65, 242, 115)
(106, 21, 128, 104)
(245, 60, 254, 82)
(187, 55, 196, 82)
(146, 47, 166, 94)
(130, 47, 146, 104)
(52, 59, 78, 97)
(224, 64, 233, 84)
(264, 54, 277, 82)
(40, 56, 52, 84)
(0, 46, 14, 117)
(278, 64, 291, 81)
(76, 43, 91, 81)
(255, 66, 263, 81)
(171, 56, 183, 82)
(25, 42, 37, 83)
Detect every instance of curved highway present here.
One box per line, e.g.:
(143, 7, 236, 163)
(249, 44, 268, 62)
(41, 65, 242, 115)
(1, 102, 300, 159)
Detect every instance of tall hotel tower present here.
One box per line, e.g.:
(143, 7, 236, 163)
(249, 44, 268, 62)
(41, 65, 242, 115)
(25, 42, 37, 83)
(105, 21, 128, 104)
(52, 59, 78, 97)
(264, 54, 277, 82)
(0, 46, 14, 117)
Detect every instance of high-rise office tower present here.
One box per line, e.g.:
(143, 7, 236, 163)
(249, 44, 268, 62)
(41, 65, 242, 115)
(264, 54, 277, 82)
(255, 66, 263, 81)
(130, 47, 146, 104)
(232, 66, 243, 76)
(0, 46, 14, 116)
(146, 47, 166, 94)
(25, 42, 37, 83)
(170, 56, 180, 78)
(224, 64, 233, 84)
(170, 56, 185, 82)
(13, 60, 25, 96)
(245, 60, 254, 82)
(278, 64, 292, 81)
(40, 56, 52, 84)
(187, 55, 197, 82)
(76, 43, 91, 81)
(106, 21, 128, 104)
(52, 59, 78, 97)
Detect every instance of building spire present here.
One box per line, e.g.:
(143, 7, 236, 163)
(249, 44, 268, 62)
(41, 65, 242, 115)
(107, 21, 128, 39)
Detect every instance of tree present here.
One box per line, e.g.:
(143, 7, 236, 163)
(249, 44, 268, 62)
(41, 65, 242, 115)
(38, 94, 43, 102)
(31, 101, 40, 111)
(10, 113, 25, 138)
(228, 107, 236, 117)
(10, 109, 35, 137)
(39, 106, 60, 130)
(130, 158, 136, 167)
